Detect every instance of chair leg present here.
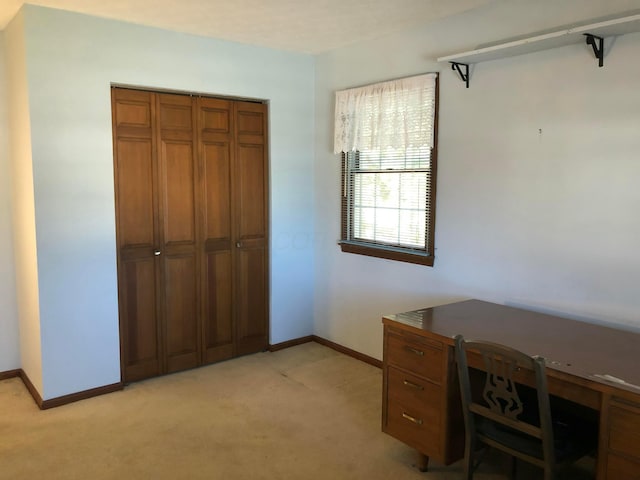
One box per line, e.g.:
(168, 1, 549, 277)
(463, 437, 476, 480)
(509, 456, 517, 480)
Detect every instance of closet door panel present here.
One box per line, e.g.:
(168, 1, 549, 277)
(199, 97, 235, 363)
(158, 94, 200, 373)
(236, 105, 265, 146)
(161, 141, 196, 244)
(159, 93, 193, 130)
(113, 89, 153, 136)
(234, 102, 268, 354)
(200, 144, 233, 359)
(116, 140, 155, 246)
(234, 142, 267, 354)
(236, 144, 266, 239)
(160, 101, 192, 131)
(236, 247, 267, 355)
(200, 101, 231, 134)
(203, 251, 234, 363)
(203, 142, 232, 241)
(120, 257, 161, 381)
(112, 89, 162, 382)
(164, 254, 199, 372)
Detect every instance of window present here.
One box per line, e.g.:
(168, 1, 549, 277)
(334, 73, 438, 266)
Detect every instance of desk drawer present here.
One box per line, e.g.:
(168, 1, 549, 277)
(609, 401, 640, 460)
(386, 331, 442, 383)
(385, 398, 441, 457)
(387, 366, 440, 414)
(606, 453, 640, 480)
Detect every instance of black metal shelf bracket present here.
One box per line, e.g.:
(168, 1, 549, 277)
(584, 33, 604, 67)
(450, 62, 470, 88)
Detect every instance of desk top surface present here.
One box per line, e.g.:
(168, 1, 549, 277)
(383, 299, 640, 396)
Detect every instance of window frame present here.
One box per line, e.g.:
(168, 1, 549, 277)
(339, 77, 439, 267)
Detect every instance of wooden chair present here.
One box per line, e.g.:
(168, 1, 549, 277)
(454, 335, 597, 480)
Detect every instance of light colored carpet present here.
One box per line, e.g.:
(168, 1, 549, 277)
(0, 343, 594, 479)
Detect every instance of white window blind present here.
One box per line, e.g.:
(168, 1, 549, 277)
(343, 147, 431, 251)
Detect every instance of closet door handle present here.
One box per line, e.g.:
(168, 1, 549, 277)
(154, 250, 161, 256)
(236, 242, 242, 248)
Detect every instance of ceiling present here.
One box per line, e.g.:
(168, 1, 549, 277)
(0, 0, 497, 54)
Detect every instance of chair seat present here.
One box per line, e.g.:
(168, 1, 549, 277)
(477, 414, 597, 462)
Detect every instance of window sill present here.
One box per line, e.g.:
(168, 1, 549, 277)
(339, 242, 434, 267)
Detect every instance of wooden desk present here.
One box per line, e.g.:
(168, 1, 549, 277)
(381, 299, 640, 479)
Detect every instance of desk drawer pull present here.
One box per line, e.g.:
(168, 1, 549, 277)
(403, 345, 424, 356)
(402, 412, 423, 425)
(403, 380, 424, 390)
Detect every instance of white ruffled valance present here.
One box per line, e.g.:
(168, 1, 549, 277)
(333, 73, 437, 154)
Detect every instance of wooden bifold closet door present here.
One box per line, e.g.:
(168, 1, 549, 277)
(112, 87, 269, 383)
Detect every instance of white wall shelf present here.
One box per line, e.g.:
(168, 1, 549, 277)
(438, 12, 640, 87)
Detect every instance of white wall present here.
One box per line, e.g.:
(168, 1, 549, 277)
(18, 5, 315, 399)
(4, 11, 43, 391)
(314, 0, 640, 360)
(7, 0, 640, 397)
(0, 31, 21, 373)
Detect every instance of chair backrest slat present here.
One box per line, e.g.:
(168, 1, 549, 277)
(469, 403, 543, 439)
